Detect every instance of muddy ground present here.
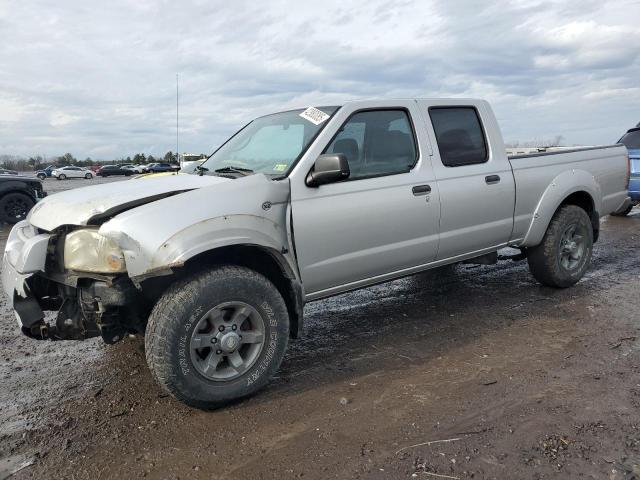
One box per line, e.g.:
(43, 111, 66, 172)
(1, 176, 639, 479)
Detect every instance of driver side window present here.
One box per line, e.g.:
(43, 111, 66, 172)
(324, 110, 418, 180)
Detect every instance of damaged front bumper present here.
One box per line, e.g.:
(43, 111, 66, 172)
(2, 220, 145, 342)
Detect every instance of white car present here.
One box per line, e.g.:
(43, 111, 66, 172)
(123, 165, 146, 174)
(51, 166, 93, 180)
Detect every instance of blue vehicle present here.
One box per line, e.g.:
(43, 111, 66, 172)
(613, 127, 640, 216)
(35, 165, 56, 180)
(148, 162, 178, 173)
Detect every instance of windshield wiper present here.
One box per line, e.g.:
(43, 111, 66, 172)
(213, 166, 254, 176)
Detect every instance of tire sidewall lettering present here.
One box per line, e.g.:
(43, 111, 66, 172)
(178, 305, 204, 377)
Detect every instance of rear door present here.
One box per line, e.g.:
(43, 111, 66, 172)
(418, 101, 515, 260)
(290, 102, 440, 297)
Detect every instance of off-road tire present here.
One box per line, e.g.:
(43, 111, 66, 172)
(145, 266, 289, 409)
(527, 205, 593, 288)
(610, 205, 633, 217)
(0, 192, 35, 224)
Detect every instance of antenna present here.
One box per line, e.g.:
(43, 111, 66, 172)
(176, 73, 179, 163)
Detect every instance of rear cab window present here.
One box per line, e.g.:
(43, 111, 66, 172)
(429, 107, 488, 167)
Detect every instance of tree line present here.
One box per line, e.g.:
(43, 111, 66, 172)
(0, 151, 179, 171)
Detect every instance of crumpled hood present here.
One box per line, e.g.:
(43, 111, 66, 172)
(28, 174, 230, 231)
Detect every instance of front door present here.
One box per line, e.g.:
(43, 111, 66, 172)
(290, 104, 440, 298)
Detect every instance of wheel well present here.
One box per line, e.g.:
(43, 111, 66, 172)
(0, 189, 36, 203)
(141, 245, 304, 339)
(558, 191, 599, 242)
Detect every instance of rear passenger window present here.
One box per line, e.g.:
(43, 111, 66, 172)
(429, 107, 488, 167)
(325, 110, 417, 180)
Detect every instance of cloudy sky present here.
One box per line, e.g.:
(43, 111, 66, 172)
(1, 0, 639, 159)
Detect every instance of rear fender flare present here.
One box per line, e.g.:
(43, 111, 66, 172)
(520, 169, 601, 247)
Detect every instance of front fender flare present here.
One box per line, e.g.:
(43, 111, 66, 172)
(108, 214, 294, 281)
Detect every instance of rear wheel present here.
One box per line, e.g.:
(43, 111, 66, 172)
(527, 205, 593, 288)
(84, 173, 93, 179)
(145, 266, 289, 409)
(0, 192, 35, 224)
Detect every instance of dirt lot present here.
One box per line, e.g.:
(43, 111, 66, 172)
(0, 176, 639, 479)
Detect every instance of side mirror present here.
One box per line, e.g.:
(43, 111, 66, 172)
(306, 154, 350, 187)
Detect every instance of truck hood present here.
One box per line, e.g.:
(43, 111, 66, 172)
(28, 174, 230, 231)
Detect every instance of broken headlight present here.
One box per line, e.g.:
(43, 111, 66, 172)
(63, 229, 126, 273)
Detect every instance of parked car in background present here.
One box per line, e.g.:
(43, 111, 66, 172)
(121, 164, 146, 174)
(2, 98, 630, 408)
(96, 165, 133, 177)
(0, 174, 46, 223)
(612, 126, 640, 216)
(35, 166, 56, 180)
(148, 163, 179, 173)
(142, 163, 156, 173)
(0, 168, 20, 176)
(52, 166, 94, 180)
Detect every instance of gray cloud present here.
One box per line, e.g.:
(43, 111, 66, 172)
(0, 0, 639, 159)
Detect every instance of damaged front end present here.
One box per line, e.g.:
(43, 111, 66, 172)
(3, 221, 148, 343)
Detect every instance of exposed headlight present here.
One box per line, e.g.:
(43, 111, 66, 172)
(64, 229, 126, 273)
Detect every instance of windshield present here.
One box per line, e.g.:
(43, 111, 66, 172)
(619, 129, 640, 150)
(200, 106, 339, 176)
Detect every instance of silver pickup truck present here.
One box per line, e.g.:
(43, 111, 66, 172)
(2, 99, 630, 408)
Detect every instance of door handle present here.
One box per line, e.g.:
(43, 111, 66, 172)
(412, 185, 431, 196)
(485, 175, 501, 185)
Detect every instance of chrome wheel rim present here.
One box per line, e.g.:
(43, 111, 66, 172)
(558, 223, 587, 270)
(189, 301, 265, 381)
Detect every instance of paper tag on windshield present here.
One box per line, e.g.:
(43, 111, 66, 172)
(299, 107, 330, 125)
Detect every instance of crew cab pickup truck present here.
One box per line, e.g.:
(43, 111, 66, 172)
(2, 99, 630, 408)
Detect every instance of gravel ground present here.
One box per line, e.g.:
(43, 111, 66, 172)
(0, 176, 638, 479)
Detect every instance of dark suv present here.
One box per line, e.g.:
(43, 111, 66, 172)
(0, 175, 47, 223)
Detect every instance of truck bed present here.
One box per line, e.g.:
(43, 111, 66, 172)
(507, 144, 629, 246)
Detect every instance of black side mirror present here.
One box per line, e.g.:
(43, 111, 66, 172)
(306, 153, 350, 187)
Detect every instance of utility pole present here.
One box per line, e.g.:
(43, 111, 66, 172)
(176, 73, 179, 163)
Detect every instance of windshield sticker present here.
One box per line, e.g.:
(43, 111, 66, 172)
(299, 107, 330, 125)
(273, 163, 288, 172)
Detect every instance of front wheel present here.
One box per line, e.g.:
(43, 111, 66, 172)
(0, 192, 35, 224)
(84, 173, 93, 179)
(145, 266, 289, 409)
(58, 174, 66, 180)
(36, 173, 46, 180)
(527, 205, 593, 288)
